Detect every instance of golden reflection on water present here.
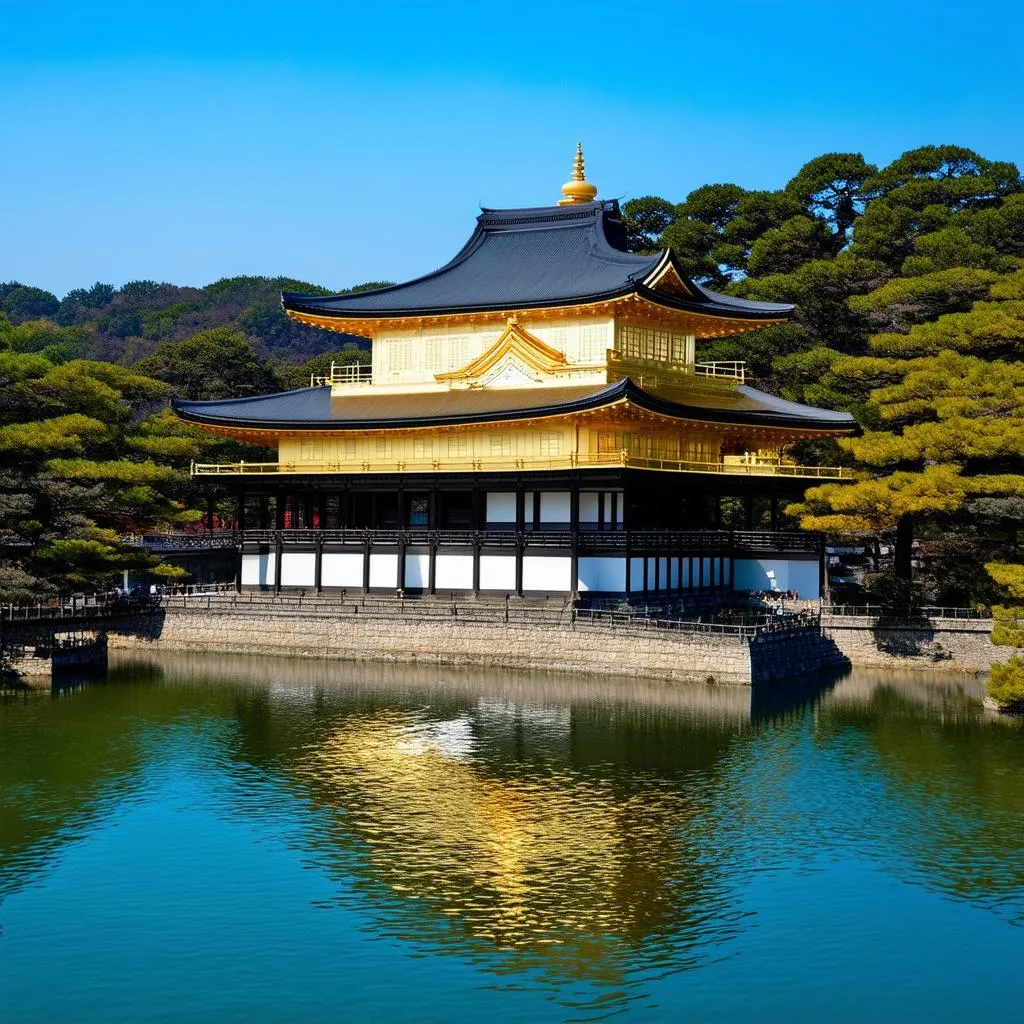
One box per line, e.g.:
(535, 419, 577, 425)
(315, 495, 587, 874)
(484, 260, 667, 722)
(294, 706, 715, 972)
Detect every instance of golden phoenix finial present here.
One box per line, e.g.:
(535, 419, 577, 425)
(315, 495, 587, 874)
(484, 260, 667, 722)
(558, 142, 598, 206)
(572, 141, 586, 180)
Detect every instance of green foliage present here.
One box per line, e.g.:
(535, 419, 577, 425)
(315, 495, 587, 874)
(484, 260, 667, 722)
(849, 267, 1001, 332)
(789, 465, 968, 535)
(0, 283, 60, 322)
(622, 196, 676, 253)
(31, 274, 380, 366)
(0, 344, 202, 598)
(134, 327, 280, 400)
(784, 152, 878, 240)
(0, 414, 108, 459)
(986, 564, 1024, 601)
(987, 658, 1024, 711)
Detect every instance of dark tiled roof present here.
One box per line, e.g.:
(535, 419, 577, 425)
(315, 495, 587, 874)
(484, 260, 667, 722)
(172, 380, 854, 432)
(282, 201, 794, 320)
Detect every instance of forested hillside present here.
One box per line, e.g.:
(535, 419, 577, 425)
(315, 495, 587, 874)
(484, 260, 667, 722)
(0, 275, 387, 365)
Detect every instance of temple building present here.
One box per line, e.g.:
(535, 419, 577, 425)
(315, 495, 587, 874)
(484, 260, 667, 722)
(174, 147, 854, 599)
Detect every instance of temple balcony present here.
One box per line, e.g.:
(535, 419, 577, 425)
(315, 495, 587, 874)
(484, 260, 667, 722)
(191, 453, 848, 480)
(309, 362, 373, 387)
(238, 527, 823, 555)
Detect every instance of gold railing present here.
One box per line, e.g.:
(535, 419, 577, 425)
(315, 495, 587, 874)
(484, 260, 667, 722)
(191, 453, 847, 479)
(607, 350, 746, 385)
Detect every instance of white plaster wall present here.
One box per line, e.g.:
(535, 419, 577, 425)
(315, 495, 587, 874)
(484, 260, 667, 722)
(577, 556, 626, 593)
(480, 555, 516, 591)
(579, 492, 600, 524)
(732, 558, 820, 600)
(486, 492, 517, 523)
(280, 552, 316, 588)
(369, 553, 399, 589)
(242, 552, 275, 587)
(523, 556, 572, 592)
(321, 552, 364, 588)
(629, 557, 644, 593)
(606, 492, 620, 528)
(404, 553, 431, 589)
(539, 492, 571, 523)
(436, 554, 474, 591)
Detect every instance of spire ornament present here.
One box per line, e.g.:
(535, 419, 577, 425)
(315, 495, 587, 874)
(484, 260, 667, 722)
(557, 142, 598, 206)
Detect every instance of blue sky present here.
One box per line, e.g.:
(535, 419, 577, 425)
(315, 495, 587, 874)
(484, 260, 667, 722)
(2, 0, 1022, 297)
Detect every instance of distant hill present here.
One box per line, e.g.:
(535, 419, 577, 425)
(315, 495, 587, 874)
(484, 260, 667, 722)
(0, 276, 391, 365)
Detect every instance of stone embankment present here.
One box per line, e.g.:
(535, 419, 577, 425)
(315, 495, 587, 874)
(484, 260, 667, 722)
(101, 593, 853, 685)
(821, 611, 1017, 673)
(11, 593, 1021, 685)
(109, 598, 758, 683)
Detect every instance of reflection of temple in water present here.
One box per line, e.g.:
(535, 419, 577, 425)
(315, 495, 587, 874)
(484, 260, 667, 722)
(4, 656, 1022, 997)
(199, 653, 751, 980)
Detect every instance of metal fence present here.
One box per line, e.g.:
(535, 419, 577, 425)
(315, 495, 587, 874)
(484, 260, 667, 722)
(822, 605, 992, 619)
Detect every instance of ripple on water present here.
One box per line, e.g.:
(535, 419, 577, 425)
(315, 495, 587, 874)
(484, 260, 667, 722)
(1, 660, 1023, 1023)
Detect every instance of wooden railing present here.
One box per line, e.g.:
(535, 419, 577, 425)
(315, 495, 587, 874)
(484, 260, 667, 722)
(238, 528, 822, 554)
(310, 362, 373, 387)
(192, 452, 847, 480)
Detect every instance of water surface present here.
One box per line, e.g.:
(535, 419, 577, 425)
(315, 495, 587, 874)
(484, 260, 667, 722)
(1, 655, 1022, 1022)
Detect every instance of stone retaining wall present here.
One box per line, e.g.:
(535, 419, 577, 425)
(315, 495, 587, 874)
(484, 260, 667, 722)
(821, 614, 1021, 673)
(109, 606, 759, 683)
(749, 626, 850, 683)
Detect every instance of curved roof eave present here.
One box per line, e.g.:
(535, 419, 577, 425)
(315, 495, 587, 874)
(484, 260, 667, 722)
(283, 282, 795, 323)
(171, 379, 855, 434)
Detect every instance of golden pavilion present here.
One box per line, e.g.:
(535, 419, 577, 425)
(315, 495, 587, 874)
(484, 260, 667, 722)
(174, 147, 854, 598)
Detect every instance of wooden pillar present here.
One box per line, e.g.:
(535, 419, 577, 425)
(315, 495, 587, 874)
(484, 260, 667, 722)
(315, 533, 323, 593)
(471, 482, 481, 531)
(569, 482, 580, 597)
(275, 493, 286, 530)
(235, 545, 243, 593)
(428, 534, 437, 595)
(397, 531, 407, 594)
(624, 531, 631, 595)
(428, 484, 438, 531)
(515, 483, 525, 597)
(273, 533, 283, 593)
(397, 486, 406, 530)
(472, 533, 481, 595)
(362, 532, 371, 592)
(515, 533, 524, 597)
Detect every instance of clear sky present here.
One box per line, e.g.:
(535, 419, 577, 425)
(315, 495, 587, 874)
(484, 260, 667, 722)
(2, 0, 1022, 298)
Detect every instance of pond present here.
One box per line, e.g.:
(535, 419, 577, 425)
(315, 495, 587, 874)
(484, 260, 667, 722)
(2, 654, 1022, 1022)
